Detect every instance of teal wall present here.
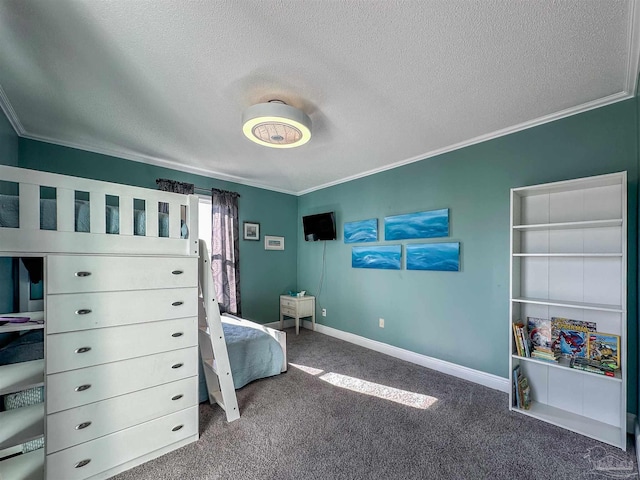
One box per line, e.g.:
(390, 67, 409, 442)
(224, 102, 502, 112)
(13, 139, 298, 324)
(0, 107, 17, 166)
(298, 99, 638, 411)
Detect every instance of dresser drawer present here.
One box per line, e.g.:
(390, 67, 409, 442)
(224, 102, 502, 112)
(46, 287, 197, 333)
(46, 406, 198, 480)
(47, 376, 198, 453)
(281, 305, 296, 317)
(47, 255, 197, 294)
(46, 318, 197, 374)
(47, 347, 198, 413)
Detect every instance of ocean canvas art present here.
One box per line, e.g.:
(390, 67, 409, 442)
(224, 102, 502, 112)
(384, 208, 449, 240)
(406, 242, 460, 271)
(352, 245, 401, 270)
(344, 219, 377, 243)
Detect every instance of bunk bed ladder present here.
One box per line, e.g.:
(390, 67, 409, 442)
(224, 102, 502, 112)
(197, 240, 240, 422)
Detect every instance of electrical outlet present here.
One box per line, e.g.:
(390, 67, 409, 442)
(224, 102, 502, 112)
(321, 308, 327, 317)
(379, 318, 384, 328)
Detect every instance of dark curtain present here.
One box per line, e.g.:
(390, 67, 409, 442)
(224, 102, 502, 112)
(155, 179, 195, 195)
(156, 178, 194, 214)
(211, 188, 241, 315)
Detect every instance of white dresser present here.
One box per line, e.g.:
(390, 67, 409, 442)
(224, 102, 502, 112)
(44, 254, 199, 479)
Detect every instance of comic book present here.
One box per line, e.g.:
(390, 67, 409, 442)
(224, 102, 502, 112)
(527, 317, 551, 348)
(551, 317, 596, 358)
(587, 332, 620, 369)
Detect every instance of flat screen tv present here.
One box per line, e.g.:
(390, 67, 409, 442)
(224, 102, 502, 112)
(303, 212, 336, 241)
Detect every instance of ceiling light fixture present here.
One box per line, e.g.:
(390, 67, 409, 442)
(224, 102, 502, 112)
(242, 100, 311, 148)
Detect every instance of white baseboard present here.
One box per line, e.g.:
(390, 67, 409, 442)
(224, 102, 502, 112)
(268, 319, 510, 393)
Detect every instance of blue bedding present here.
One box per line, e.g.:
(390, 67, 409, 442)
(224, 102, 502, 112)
(198, 315, 285, 401)
(0, 195, 184, 237)
(222, 316, 284, 389)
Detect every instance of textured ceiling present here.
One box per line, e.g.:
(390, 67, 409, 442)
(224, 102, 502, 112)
(0, 1, 638, 195)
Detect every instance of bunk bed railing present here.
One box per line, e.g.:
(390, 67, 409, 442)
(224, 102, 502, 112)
(0, 165, 199, 256)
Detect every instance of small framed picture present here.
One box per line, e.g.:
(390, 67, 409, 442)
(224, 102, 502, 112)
(264, 235, 284, 250)
(243, 222, 260, 241)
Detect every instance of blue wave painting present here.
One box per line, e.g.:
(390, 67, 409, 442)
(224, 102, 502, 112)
(352, 245, 401, 270)
(384, 209, 449, 240)
(344, 219, 377, 243)
(406, 243, 460, 271)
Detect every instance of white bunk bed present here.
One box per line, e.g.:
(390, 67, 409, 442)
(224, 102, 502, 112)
(0, 165, 282, 480)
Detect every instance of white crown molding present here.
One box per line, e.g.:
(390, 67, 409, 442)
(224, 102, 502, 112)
(0, 84, 26, 135)
(297, 91, 632, 195)
(18, 132, 299, 196)
(265, 320, 510, 393)
(626, 0, 640, 95)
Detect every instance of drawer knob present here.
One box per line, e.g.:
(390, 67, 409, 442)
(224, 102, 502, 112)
(171, 363, 183, 369)
(75, 421, 92, 430)
(172, 301, 184, 306)
(74, 459, 91, 468)
(75, 347, 92, 354)
(74, 271, 91, 277)
(172, 394, 183, 401)
(172, 270, 183, 275)
(75, 384, 91, 392)
(172, 424, 184, 432)
(172, 332, 183, 338)
(75, 309, 92, 315)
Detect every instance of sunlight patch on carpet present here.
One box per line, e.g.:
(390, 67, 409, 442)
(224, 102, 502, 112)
(319, 372, 437, 409)
(289, 363, 324, 375)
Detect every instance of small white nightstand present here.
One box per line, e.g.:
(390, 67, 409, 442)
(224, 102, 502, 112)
(279, 295, 315, 335)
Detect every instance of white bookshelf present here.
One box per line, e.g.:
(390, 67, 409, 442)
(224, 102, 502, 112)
(509, 172, 627, 450)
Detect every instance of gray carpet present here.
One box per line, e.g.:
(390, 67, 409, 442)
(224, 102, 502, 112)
(114, 329, 637, 480)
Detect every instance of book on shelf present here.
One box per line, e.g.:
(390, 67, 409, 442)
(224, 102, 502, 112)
(551, 317, 596, 358)
(531, 346, 559, 363)
(512, 365, 531, 410)
(513, 365, 520, 407)
(512, 322, 529, 357)
(588, 332, 620, 370)
(569, 357, 616, 377)
(527, 317, 551, 348)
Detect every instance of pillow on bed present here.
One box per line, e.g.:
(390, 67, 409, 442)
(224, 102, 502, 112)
(75, 200, 91, 232)
(0, 194, 19, 228)
(39, 198, 57, 230)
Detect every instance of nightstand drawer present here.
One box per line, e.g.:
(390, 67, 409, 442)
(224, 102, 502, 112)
(46, 287, 197, 333)
(47, 377, 198, 453)
(281, 306, 297, 317)
(280, 297, 297, 309)
(47, 347, 198, 413)
(47, 255, 197, 294)
(46, 406, 198, 480)
(46, 317, 198, 374)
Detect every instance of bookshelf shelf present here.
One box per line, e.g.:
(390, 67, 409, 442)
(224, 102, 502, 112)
(509, 172, 627, 450)
(513, 402, 623, 449)
(512, 253, 622, 257)
(511, 297, 623, 313)
(512, 218, 622, 231)
(511, 355, 622, 382)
